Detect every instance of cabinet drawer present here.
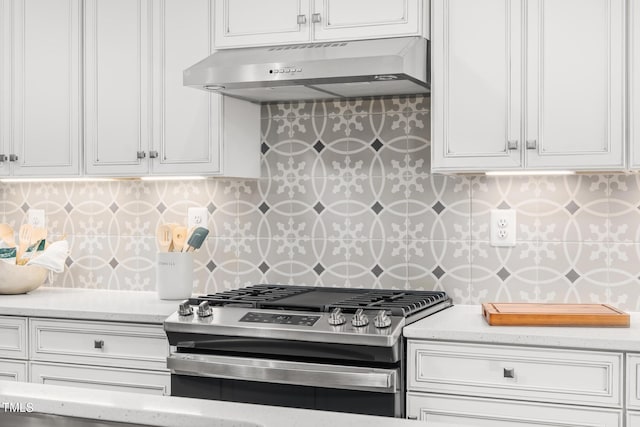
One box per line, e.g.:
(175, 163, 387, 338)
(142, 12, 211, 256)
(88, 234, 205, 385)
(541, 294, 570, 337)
(0, 359, 28, 382)
(629, 411, 640, 427)
(408, 341, 621, 407)
(0, 316, 27, 359)
(407, 393, 622, 427)
(30, 362, 170, 396)
(627, 354, 640, 410)
(30, 319, 168, 370)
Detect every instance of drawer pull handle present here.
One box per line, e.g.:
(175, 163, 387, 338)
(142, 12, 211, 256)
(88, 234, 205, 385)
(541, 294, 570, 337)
(503, 368, 515, 378)
(94, 340, 104, 349)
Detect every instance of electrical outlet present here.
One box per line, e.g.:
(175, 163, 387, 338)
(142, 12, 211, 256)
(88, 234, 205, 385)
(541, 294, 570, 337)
(490, 209, 516, 247)
(27, 209, 46, 228)
(187, 207, 208, 231)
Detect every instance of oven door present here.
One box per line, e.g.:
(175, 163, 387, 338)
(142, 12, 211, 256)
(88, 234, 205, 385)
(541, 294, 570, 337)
(168, 353, 402, 417)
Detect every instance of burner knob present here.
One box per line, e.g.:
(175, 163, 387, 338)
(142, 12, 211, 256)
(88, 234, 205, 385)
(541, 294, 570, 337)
(351, 309, 369, 328)
(178, 300, 193, 316)
(197, 301, 213, 318)
(327, 308, 346, 326)
(373, 310, 392, 328)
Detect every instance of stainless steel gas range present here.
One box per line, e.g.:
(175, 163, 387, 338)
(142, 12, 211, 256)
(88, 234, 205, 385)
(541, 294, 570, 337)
(164, 285, 452, 418)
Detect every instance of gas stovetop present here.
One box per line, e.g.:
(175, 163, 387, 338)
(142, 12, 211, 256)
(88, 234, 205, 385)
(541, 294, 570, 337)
(164, 285, 452, 347)
(186, 284, 450, 317)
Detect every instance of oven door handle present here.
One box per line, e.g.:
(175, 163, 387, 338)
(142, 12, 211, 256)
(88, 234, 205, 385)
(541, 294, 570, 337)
(167, 353, 399, 394)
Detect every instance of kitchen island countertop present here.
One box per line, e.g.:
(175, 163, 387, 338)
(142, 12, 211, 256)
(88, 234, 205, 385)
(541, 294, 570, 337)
(0, 381, 418, 427)
(404, 304, 640, 352)
(0, 287, 177, 323)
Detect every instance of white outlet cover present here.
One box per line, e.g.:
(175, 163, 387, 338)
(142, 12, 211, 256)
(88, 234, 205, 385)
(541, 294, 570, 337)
(187, 207, 208, 230)
(28, 209, 46, 228)
(490, 209, 516, 247)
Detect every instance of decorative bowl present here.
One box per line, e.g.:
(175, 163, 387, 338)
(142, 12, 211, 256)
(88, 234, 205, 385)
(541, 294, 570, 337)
(0, 262, 48, 294)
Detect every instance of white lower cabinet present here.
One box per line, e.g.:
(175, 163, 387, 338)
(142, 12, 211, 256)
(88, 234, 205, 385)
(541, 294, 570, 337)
(407, 340, 623, 426)
(629, 412, 640, 427)
(0, 316, 28, 382)
(407, 393, 622, 426)
(29, 362, 169, 396)
(28, 318, 170, 395)
(0, 360, 27, 382)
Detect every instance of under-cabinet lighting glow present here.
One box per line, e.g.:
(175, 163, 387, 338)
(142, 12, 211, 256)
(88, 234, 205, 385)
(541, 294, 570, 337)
(139, 176, 207, 181)
(485, 170, 575, 176)
(0, 177, 117, 183)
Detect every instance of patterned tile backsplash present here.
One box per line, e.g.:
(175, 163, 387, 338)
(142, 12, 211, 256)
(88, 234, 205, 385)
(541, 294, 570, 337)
(2, 95, 640, 310)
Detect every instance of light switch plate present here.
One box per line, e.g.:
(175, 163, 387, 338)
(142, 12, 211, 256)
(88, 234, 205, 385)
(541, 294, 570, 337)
(490, 209, 516, 247)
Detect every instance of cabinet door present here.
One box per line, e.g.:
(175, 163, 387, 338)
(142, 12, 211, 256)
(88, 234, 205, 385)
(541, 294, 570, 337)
(525, 0, 624, 170)
(214, 0, 311, 48)
(628, 354, 640, 410)
(431, 0, 523, 172)
(0, 360, 27, 382)
(9, 0, 81, 177)
(407, 393, 622, 427)
(151, 0, 221, 175)
(30, 362, 170, 395)
(0, 0, 9, 176)
(84, 0, 152, 176)
(631, 0, 640, 169)
(312, 0, 422, 41)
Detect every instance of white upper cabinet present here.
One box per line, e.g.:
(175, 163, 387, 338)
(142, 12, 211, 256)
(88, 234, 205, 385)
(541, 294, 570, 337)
(84, 0, 151, 176)
(312, 0, 422, 41)
(214, 0, 311, 48)
(431, 0, 625, 173)
(631, 0, 640, 169)
(151, 0, 220, 175)
(85, 0, 260, 178)
(0, 0, 81, 177)
(213, 0, 427, 49)
(524, 0, 624, 170)
(431, 0, 522, 171)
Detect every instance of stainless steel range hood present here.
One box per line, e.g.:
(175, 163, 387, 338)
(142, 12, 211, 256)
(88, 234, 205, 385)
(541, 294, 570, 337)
(183, 37, 429, 103)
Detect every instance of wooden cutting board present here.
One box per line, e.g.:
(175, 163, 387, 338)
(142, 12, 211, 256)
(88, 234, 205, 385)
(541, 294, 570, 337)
(482, 303, 630, 327)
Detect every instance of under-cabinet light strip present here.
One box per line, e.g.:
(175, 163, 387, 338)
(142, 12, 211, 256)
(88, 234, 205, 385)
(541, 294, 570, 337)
(0, 176, 208, 183)
(485, 171, 576, 176)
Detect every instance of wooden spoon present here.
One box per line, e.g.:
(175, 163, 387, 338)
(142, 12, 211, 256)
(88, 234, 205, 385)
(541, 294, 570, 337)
(17, 224, 33, 262)
(156, 224, 172, 253)
(0, 224, 15, 247)
(171, 226, 188, 253)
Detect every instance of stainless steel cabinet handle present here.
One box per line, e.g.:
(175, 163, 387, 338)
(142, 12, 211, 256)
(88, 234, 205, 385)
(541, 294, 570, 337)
(311, 13, 321, 23)
(297, 14, 307, 24)
(507, 140, 518, 150)
(526, 140, 537, 150)
(136, 151, 146, 159)
(0, 154, 6, 162)
(149, 150, 159, 159)
(503, 367, 515, 378)
(8, 154, 18, 162)
(94, 340, 104, 349)
(168, 353, 399, 393)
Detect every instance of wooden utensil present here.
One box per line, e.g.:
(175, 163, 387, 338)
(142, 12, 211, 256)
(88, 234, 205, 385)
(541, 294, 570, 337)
(17, 224, 33, 262)
(156, 224, 172, 253)
(0, 224, 15, 247)
(30, 227, 47, 245)
(171, 226, 188, 252)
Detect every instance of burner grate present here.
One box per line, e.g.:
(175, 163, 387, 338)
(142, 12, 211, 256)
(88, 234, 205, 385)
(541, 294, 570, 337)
(189, 285, 313, 307)
(328, 290, 449, 316)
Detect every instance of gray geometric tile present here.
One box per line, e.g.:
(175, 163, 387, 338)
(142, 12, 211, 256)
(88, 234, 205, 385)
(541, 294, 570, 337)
(565, 269, 580, 283)
(565, 200, 580, 215)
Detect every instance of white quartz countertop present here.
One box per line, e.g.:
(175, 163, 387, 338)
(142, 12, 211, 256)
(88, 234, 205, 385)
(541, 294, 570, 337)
(0, 287, 178, 323)
(0, 382, 416, 427)
(404, 304, 640, 352)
